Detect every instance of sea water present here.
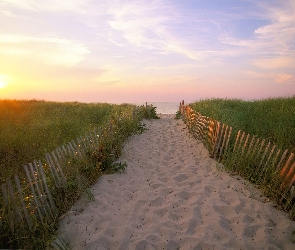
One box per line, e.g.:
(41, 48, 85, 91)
(135, 102, 180, 114)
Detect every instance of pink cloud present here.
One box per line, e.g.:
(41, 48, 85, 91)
(275, 74, 294, 84)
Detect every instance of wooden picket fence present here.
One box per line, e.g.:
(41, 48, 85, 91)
(179, 101, 295, 219)
(0, 105, 154, 248)
(0, 126, 105, 238)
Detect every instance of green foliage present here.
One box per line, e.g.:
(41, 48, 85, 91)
(108, 162, 127, 174)
(136, 122, 148, 134)
(135, 103, 160, 119)
(175, 110, 181, 119)
(0, 100, 121, 182)
(190, 96, 295, 152)
(186, 96, 295, 220)
(0, 99, 159, 249)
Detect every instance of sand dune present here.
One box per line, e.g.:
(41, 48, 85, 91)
(56, 115, 295, 249)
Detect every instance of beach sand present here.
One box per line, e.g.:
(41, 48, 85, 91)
(56, 115, 295, 249)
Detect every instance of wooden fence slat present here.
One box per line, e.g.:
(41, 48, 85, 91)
(6, 179, 21, 232)
(210, 121, 220, 157)
(93, 130, 100, 144)
(218, 125, 230, 161)
(76, 137, 84, 154)
(65, 143, 73, 157)
(71, 139, 82, 157)
(1, 183, 14, 233)
(284, 161, 295, 188)
(216, 123, 228, 158)
(238, 133, 251, 165)
(280, 153, 294, 178)
(14, 175, 33, 230)
(31, 161, 52, 221)
(57, 147, 66, 162)
(276, 149, 289, 171)
(238, 131, 246, 151)
(215, 123, 225, 158)
(245, 135, 256, 157)
(242, 133, 250, 155)
(233, 130, 241, 152)
(55, 148, 65, 168)
(33, 160, 55, 221)
(79, 135, 88, 152)
(89, 131, 95, 147)
(257, 144, 277, 183)
(46, 153, 61, 186)
(6, 179, 19, 218)
(61, 145, 69, 157)
(289, 171, 295, 188)
(51, 151, 66, 183)
(257, 142, 271, 171)
(272, 148, 281, 169)
(248, 137, 260, 161)
(221, 126, 232, 163)
(264, 145, 277, 168)
(24, 165, 44, 224)
(37, 160, 57, 217)
(84, 134, 91, 149)
(254, 139, 266, 163)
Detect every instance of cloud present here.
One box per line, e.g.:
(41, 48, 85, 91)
(0, 10, 13, 17)
(0, 0, 91, 13)
(106, 0, 205, 61)
(253, 0, 295, 48)
(0, 35, 90, 66)
(252, 56, 295, 70)
(276, 74, 293, 84)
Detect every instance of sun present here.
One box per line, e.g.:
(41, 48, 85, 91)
(0, 80, 7, 88)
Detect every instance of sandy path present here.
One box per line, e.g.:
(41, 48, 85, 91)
(57, 115, 295, 249)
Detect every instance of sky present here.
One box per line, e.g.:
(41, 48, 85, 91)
(0, 0, 295, 103)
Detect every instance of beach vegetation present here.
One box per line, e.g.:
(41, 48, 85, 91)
(0, 99, 158, 249)
(186, 96, 295, 220)
(190, 96, 295, 152)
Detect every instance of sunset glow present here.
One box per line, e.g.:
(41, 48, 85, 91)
(0, 82, 6, 89)
(0, 0, 294, 103)
(0, 75, 8, 89)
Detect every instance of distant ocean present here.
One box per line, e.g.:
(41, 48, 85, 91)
(135, 102, 180, 114)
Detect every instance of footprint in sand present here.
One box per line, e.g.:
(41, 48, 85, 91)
(173, 173, 188, 182)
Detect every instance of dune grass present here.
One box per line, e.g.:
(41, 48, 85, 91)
(0, 99, 159, 249)
(187, 96, 295, 220)
(0, 100, 135, 183)
(190, 96, 295, 153)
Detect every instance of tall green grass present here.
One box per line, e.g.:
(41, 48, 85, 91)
(190, 96, 295, 152)
(0, 100, 134, 183)
(183, 98, 295, 221)
(0, 99, 159, 249)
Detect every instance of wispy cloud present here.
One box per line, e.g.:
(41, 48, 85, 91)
(0, 0, 91, 13)
(252, 56, 295, 70)
(105, 0, 205, 60)
(0, 35, 90, 66)
(253, 0, 295, 47)
(276, 74, 294, 84)
(220, 0, 295, 61)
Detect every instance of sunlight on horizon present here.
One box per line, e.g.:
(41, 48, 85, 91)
(0, 82, 6, 88)
(0, 75, 8, 89)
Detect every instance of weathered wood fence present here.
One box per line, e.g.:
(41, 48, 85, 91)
(179, 101, 295, 219)
(0, 126, 105, 236)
